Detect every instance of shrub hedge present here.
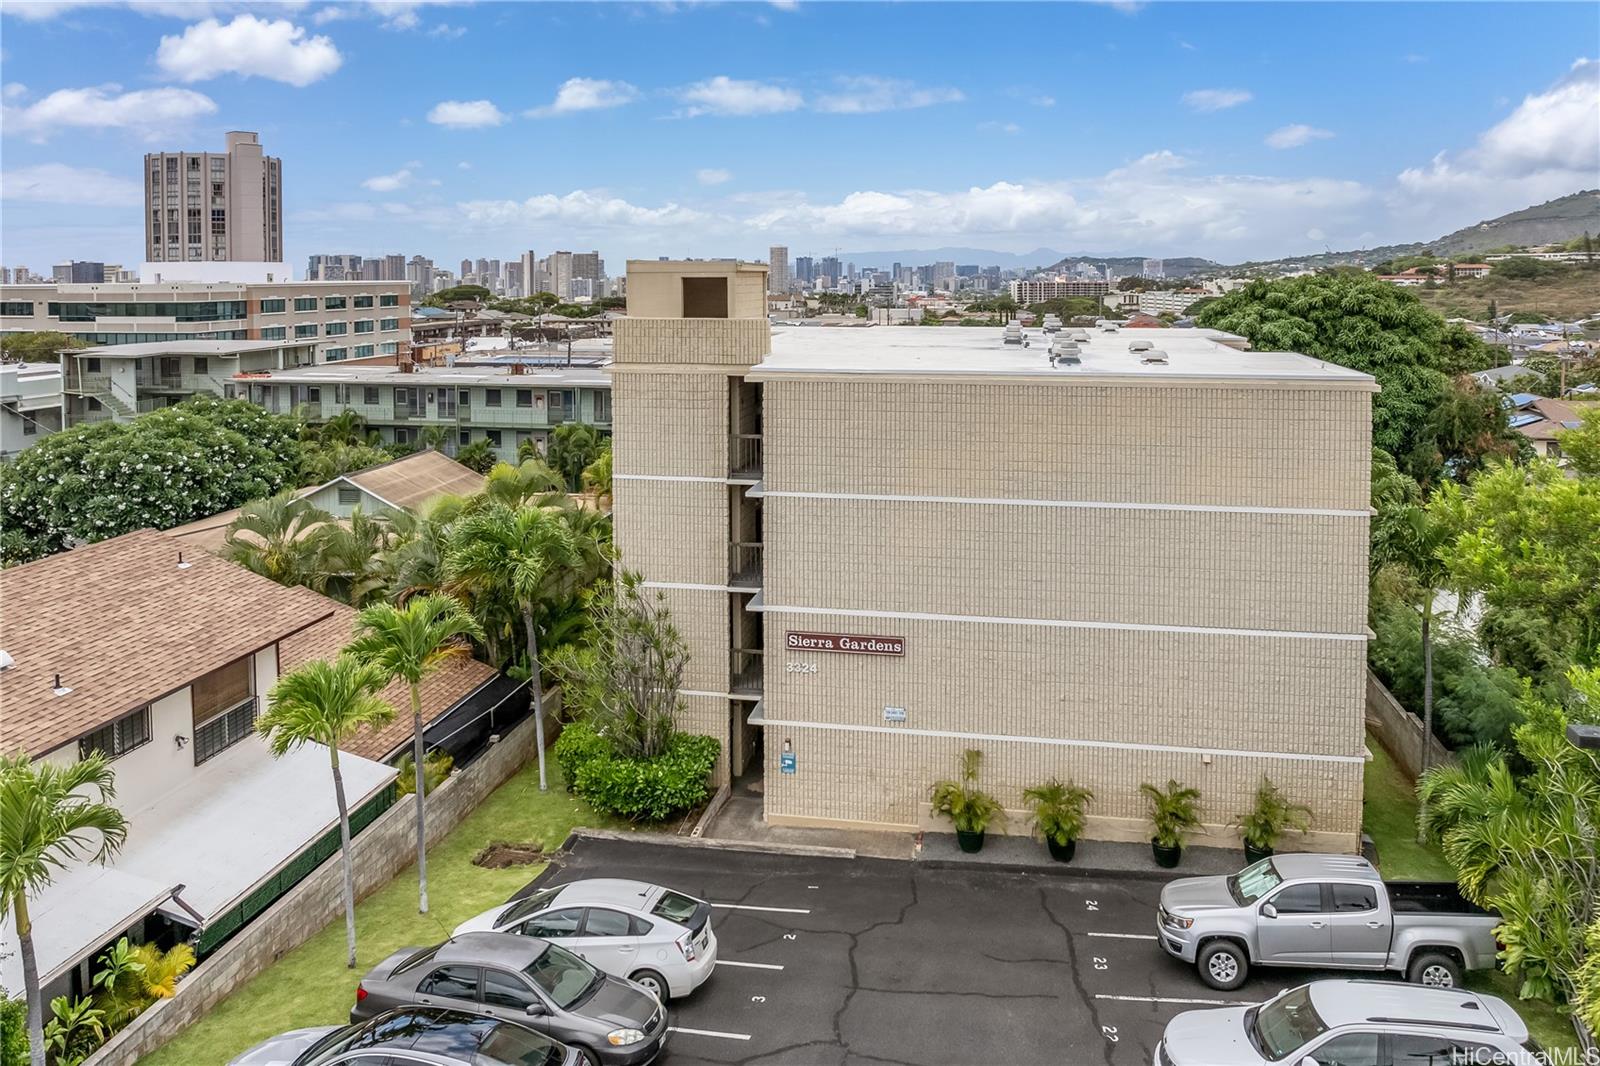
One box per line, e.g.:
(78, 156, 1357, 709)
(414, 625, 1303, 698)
(555, 723, 719, 822)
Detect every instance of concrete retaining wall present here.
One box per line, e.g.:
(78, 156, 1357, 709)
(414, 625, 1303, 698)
(83, 692, 559, 1066)
(1364, 668, 1454, 781)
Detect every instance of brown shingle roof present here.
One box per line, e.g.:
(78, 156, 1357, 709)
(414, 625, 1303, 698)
(277, 604, 498, 763)
(344, 451, 485, 513)
(0, 530, 335, 759)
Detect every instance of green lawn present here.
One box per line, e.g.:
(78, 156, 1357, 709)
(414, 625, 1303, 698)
(144, 759, 614, 1066)
(1363, 735, 1578, 1051)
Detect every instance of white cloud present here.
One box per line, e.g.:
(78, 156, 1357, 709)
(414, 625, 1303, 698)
(526, 78, 639, 118)
(1, 84, 217, 140)
(458, 161, 472, 170)
(813, 76, 963, 114)
(676, 76, 803, 117)
(427, 99, 507, 128)
(362, 161, 422, 191)
(156, 15, 342, 86)
(978, 121, 1021, 135)
(1030, 94, 1055, 107)
(1182, 88, 1252, 112)
(1394, 58, 1599, 231)
(2, 83, 28, 100)
(457, 189, 708, 229)
(0, 162, 142, 205)
(428, 22, 465, 37)
(1266, 124, 1334, 149)
(697, 168, 732, 186)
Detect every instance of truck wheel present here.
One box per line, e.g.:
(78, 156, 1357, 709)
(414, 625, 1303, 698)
(1407, 952, 1461, 988)
(1197, 941, 1248, 991)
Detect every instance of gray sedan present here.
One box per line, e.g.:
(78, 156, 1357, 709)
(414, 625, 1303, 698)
(228, 1006, 580, 1065)
(353, 933, 669, 1066)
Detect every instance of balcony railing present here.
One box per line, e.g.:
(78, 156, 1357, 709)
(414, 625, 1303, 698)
(729, 433, 763, 480)
(730, 649, 763, 699)
(729, 541, 763, 589)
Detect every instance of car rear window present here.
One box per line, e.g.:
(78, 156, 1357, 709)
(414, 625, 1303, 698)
(499, 887, 561, 927)
(476, 1024, 567, 1066)
(650, 891, 699, 923)
(391, 945, 441, 977)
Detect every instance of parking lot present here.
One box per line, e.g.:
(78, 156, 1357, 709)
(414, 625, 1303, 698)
(517, 835, 1346, 1066)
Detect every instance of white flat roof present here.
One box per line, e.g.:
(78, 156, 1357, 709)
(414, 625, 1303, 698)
(0, 739, 394, 989)
(65, 339, 310, 358)
(752, 325, 1376, 387)
(257, 363, 610, 387)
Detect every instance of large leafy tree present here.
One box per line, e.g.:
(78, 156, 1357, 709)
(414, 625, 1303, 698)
(258, 656, 395, 968)
(1420, 666, 1600, 1005)
(1195, 272, 1492, 462)
(446, 504, 577, 790)
(0, 397, 302, 564)
(0, 331, 85, 364)
(1559, 408, 1600, 478)
(0, 754, 129, 1066)
(347, 594, 482, 914)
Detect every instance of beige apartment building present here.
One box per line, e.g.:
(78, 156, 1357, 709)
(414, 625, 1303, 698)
(145, 131, 283, 264)
(0, 279, 410, 366)
(612, 260, 1376, 851)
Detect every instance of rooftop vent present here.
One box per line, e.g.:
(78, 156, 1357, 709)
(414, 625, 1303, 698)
(53, 673, 72, 697)
(1139, 349, 1169, 365)
(1100, 322, 1120, 333)
(1041, 314, 1063, 333)
(1128, 339, 1154, 352)
(1049, 337, 1082, 366)
(1002, 322, 1024, 345)
(1065, 329, 1091, 343)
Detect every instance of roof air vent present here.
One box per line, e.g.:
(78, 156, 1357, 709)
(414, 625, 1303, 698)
(1128, 339, 1154, 352)
(1041, 314, 1063, 333)
(1065, 329, 1091, 343)
(1139, 349, 1169, 365)
(1049, 337, 1082, 366)
(1101, 322, 1120, 333)
(1002, 322, 1024, 345)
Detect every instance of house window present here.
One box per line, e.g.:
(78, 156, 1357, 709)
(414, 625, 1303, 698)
(354, 320, 374, 334)
(0, 301, 34, 316)
(338, 486, 361, 505)
(593, 390, 612, 422)
(293, 297, 317, 312)
(363, 386, 380, 405)
(379, 318, 399, 332)
(261, 326, 286, 340)
(485, 389, 502, 407)
(295, 324, 318, 338)
(516, 389, 533, 408)
(193, 357, 208, 375)
(333, 383, 352, 404)
(324, 295, 347, 310)
(324, 321, 348, 336)
(458, 430, 471, 446)
(380, 294, 400, 307)
(353, 295, 374, 309)
(352, 345, 374, 359)
(192, 655, 257, 765)
(379, 342, 398, 356)
(260, 298, 286, 314)
(85, 357, 101, 373)
(325, 347, 347, 361)
(486, 429, 503, 448)
(79, 708, 151, 761)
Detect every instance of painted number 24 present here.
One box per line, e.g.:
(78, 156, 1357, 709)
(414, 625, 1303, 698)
(785, 661, 818, 674)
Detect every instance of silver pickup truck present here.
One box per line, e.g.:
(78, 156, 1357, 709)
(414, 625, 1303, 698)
(1156, 854, 1500, 991)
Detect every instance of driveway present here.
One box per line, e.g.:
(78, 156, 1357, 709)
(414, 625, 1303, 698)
(516, 834, 1342, 1065)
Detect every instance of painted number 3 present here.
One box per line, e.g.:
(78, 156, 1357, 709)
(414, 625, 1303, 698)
(751, 996, 766, 1003)
(1093, 957, 1108, 971)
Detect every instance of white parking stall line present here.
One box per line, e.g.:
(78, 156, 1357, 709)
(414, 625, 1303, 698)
(1086, 932, 1159, 941)
(715, 960, 785, 970)
(1093, 994, 1245, 1006)
(668, 1026, 753, 1041)
(710, 903, 812, 914)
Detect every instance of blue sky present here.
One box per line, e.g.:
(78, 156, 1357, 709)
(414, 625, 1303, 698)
(1, 0, 1596, 273)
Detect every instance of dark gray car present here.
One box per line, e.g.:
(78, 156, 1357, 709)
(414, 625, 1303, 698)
(353, 933, 669, 1066)
(227, 1006, 581, 1065)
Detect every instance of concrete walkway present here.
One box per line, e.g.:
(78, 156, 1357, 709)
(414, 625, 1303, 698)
(916, 831, 1246, 880)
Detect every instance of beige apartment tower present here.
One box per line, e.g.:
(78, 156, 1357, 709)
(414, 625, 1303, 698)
(613, 261, 1375, 851)
(145, 132, 283, 264)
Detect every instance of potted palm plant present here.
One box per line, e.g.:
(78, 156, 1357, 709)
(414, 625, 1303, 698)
(1023, 779, 1095, 862)
(1141, 779, 1203, 868)
(930, 749, 1004, 853)
(1232, 776, 1312, 864)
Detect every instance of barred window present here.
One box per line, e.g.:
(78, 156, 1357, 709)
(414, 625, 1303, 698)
(79, 708, 151, 761)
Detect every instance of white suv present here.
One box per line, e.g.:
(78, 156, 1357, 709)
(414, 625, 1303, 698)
(1156, 980, 1548, 1065)
(454, 878, 717, 1001)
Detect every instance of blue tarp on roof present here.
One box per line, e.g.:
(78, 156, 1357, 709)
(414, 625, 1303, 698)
(1506, 392, 1540, 408)
(1508, 412, 1544, 428)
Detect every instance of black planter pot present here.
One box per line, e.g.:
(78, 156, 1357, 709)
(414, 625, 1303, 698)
(955, 829, 986, 853)
(1046, 837, 1077, 863)
(1244, 842, 1274, 865)
(1151, 839, 1183, 868)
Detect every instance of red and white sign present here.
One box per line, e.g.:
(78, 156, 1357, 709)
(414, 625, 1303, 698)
(784, 630, 906, 656)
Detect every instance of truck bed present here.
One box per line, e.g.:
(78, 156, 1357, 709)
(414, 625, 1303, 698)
(1385, 881, 1495, 916)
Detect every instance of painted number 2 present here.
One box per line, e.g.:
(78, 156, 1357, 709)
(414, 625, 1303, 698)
(1102, 1026, 1119, 1043)
(1084, 899, 1099, 912)
(783, 933, 797, 940)
(1093, 957, 1108, 971)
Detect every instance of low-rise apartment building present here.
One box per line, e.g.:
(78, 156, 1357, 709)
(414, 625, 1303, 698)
(58, 338, 320, 426)
(0, 279, 411, 365)
(240, 361, 612, 461)
(0, 361, 63, 457)
(612, 260, 1375, 852)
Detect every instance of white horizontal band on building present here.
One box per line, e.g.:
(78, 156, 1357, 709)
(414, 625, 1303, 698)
(750, 715, 1368, 766)
(758, 602, 1369, 643)
(615, 474, 1368, 518)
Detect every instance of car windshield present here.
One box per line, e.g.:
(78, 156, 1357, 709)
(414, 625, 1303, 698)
(475, 1024, 567, 1066)
(525, 943, 602, 1010)
(294, 1024, 364, 1066)
(1227, 858, 1283, 905)
(1248, 986, 1328, 1061)
(499, 888, 561, 928)
(650, 890, 699, 924)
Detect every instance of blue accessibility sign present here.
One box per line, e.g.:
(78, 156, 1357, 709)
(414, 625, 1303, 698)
(780, 751, 797, 775)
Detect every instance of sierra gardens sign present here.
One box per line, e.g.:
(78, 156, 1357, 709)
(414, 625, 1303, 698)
(784, 630, 905, 656)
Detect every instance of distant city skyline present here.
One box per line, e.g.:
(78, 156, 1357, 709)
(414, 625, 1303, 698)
(0, 2, 1594, 271)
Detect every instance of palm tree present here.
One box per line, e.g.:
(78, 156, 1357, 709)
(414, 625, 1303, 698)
(0, 754, 129, 1066)
(483, 458, 565, 508)
(318, 410, 371, 447)
(1398, 503, 1455, 841)
(347, 594, 482, 913)
(318, 506, 396, 606)
(446, 504, 576, 791)
(223, 491, 336, 589)
(546, 424, 605, 492)
(258, 656, 395, 967)
(581, 447, 612, 504)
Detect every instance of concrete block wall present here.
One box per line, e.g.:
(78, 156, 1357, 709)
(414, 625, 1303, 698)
(612, 319, 770, 365)
(1364, 668, 1456, 780)
(82, 695, 557, 1066)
